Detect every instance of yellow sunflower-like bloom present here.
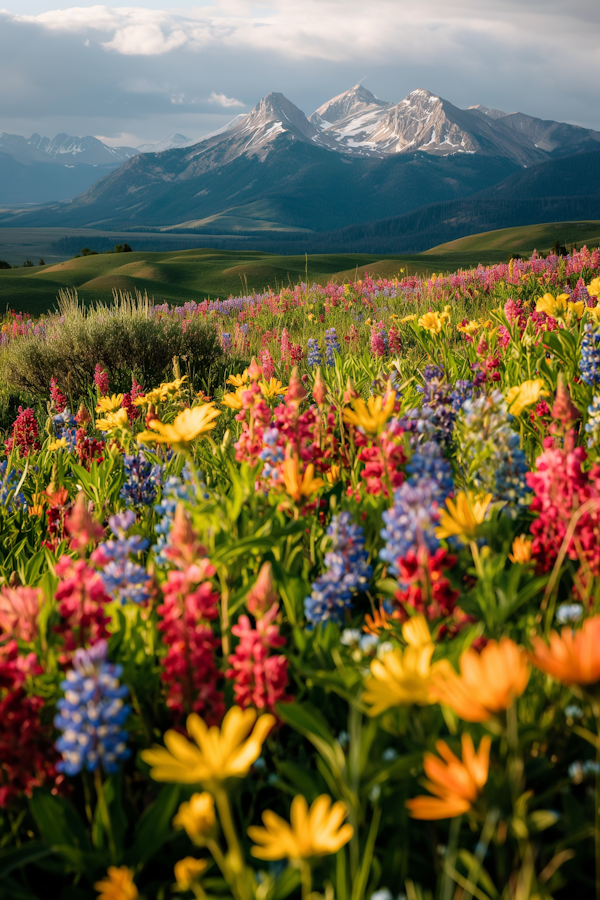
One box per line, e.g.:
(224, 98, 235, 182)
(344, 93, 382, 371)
(418, 311, 444, 333)
(260, 378, 288, 399)
(141, 706, 275, 785)
(400, 314, 417, 323)
(586, 305, 600, 321)
(221, 387, 246, 410)
(134, 376, 188, 407)
(48, 438, 68, 451)
(509, 535, 532, 564)
(174, 858, 208, 891)
(95, 394, 124, 414)
(431, 637, 530, 722)
(137, 404, 221, 452)
(282, 455, 324, 503)
(173, 792, 216, 844)
(342, 392, 395, 436)
(588, 277, 600, 298)
(96, 408, 130, 433)
(457, 320, 479, 335)
(94, 866, 138, 900)
(248, 794, 353, 861)
(363, 616, 446, 714)
(227, 370, 249, 388)
(406, 734, 491, 820)
(535, 293, 571, 318)
(436, 491, 492, 542)
(505, 378, 548, 417)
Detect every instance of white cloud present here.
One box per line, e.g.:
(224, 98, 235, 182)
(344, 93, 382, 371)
(6, 1, 599, 61)
(208, 91, 244, 107)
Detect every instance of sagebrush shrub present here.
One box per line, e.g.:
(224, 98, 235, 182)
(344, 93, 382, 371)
(1, 290, 223, 397)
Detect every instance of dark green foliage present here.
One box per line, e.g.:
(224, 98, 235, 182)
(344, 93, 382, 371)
(0, 260, 10, 269)
(22, 259, 33, 268)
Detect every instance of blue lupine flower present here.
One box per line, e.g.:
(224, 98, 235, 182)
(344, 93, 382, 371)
(120, 451, 162, 507)
(307, 338, 323, 367)
(258, 427, 284, 486)
(456, 390, 532, 515)
(494, 432, 530, 509)
(402, 367, 456, 445)
(580, 323, 600, 386)
(221, 332, 233, 353)
(95, 512, 150, 605)
(54, 640, 130, 776)
(304, 512, 372, 625)
(0, 460, 27, 512)
(324, 328, 341, 367)
(405, 442, 454, 497)
(450, 379, 475, 413)
(585, 395, 600, 448)
(52, 409, 77, 452)
(154, 467, 201, 565)
(379, 480, 443, 575)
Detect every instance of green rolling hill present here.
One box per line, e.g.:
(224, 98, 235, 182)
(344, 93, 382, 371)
(427, 220, 600, 255)
(2, 220, 600, 317)
(0, 249, 417, 316)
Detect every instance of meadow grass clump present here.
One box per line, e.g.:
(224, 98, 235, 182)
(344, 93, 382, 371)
(0, 289, 223, 400)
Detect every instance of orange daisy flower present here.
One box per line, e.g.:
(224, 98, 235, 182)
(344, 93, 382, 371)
(432, 637, 530, 722)
(406, 734, 491, 820)
(529, 616, 600, 686)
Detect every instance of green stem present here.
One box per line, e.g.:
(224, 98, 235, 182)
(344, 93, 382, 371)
(94, 768, 116, 864)
(440, 815, 461, 900)
(593, 703, 600, 900)
(214, 787, 250, 900)
(299, 859, 312, 900)
(469, 540, 484, 580)
(506, 701, 523, 804)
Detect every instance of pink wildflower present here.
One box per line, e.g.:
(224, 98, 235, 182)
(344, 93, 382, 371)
(5, 407, 40, 456)
(226, 604, 289, 714)
(93, 364, 109, 394)
(157, 561, 224, 724)
(49, 378, 67, 413)
(0, 586, 41, 643)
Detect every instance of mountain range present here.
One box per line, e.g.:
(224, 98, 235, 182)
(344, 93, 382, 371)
(2, 85, 600, 249)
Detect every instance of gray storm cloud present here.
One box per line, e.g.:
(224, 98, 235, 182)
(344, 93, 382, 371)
(1, 0, 599, 145)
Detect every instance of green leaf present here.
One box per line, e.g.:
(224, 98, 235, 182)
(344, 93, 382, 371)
(269, 866, 301, 900)
(126, 783, 181, 866)
(276, 701, 336, 747)
(29, 789, 92, 874)
(0, 842, 55, 879)
(528, 810, 559, 833)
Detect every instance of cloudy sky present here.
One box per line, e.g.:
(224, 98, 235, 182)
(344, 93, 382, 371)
(1, 0, 599, 147)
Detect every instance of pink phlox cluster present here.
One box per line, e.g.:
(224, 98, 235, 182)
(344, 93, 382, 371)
(226, 604, 289, 714)
(527, 438, 600, 581)
(0, 586, 41, 643)
(5, 407, 40, 456)
(53, 557, 111, 659)
(93, 364, 109, 394)
(49, 378, 67, 413)
(280, 328, 291, 367)
(157, 560, 224, 725)
(259, 349, 275, 380)
(0, 641, 63, 806)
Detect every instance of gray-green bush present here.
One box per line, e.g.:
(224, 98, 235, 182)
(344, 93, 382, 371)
(0, 289, 223, 398)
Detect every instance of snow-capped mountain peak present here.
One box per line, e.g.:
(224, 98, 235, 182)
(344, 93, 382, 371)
(310, 83, 392, 128)
(137, 133, 195, 154)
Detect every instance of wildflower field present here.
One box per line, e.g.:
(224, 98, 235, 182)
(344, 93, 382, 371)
(3, 247, 600, 899)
